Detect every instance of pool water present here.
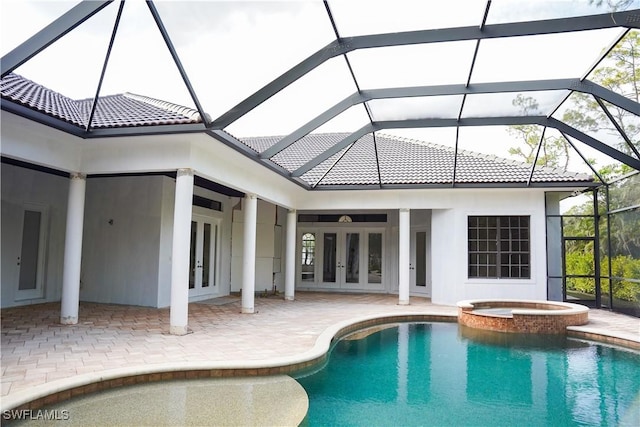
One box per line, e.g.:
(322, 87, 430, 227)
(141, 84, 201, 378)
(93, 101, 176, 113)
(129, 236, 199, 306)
(295, 322, 640, 427)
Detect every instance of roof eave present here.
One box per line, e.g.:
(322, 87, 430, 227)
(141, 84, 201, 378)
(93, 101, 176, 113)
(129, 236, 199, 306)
(1, 99, 86, 137)
(1, 100, 208, 138)
(310, 181, 598, 191)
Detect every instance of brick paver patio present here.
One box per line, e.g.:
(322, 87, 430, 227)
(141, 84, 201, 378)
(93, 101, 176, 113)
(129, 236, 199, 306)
(1, 292, 638, 408)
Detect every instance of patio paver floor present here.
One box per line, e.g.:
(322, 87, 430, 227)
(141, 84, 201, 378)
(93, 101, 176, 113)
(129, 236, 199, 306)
(1, 292, 638, 403)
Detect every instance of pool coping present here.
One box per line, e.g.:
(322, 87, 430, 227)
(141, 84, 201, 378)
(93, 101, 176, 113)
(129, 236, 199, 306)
(457, 298, 590, 316)
(2, 309, 638, 412)
(567, 327, 640, 350)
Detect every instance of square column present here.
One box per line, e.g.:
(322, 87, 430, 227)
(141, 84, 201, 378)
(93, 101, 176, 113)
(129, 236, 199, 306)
(242, 194, 258, 313)
(170, 168, 194, 335)
(284, 209, 296, 301)
(60, 173, 86, 324)
(398, 208, 410, 305)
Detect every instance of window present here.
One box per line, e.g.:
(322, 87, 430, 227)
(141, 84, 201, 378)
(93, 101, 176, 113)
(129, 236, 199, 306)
(193, 195, 222, 212)
(301, 232, 316, 281)
(468, 216, 530, 279)
(298, 214, 387, 223)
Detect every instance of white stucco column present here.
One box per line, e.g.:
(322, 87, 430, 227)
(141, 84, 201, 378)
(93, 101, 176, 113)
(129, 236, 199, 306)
(242, 194, 258, 313)
(60, 173, 86, 325)
(170, 168, 194, 335)
(398, 208, 410, 305)
(284, 209, 297, 301)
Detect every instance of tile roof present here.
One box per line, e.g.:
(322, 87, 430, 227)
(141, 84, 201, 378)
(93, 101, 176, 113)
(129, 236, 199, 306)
(1, 73, 203, 128)
(240, 133, 594, 187)
(1, 72, 593, 188)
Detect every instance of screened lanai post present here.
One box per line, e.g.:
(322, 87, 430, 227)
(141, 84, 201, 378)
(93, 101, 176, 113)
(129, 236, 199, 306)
(285, 209, 297, 301)
(60, 173, 86, 325)
(242, 194, 258, 313)
(169, 168, 194, 336)
(593, 189, 602, 308)
(545, 193, 564, 302)
(398, 209, 410, 305)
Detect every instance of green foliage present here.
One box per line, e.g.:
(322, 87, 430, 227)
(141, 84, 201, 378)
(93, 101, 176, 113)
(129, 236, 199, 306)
(610, 256, 640, 301)
(506, 22, 640, 309)
(565, 252, 640, 302)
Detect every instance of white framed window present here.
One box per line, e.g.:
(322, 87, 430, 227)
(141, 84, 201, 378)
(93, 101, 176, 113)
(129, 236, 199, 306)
(468, 216, 530, 279)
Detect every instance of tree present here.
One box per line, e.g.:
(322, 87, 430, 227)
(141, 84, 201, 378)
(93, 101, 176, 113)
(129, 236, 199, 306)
(507, 95, 570, 170)
(562, 31, 639, 159)
(508, 26, 640, 311)
(588, 0, 637, 12)
(506, 31, 639, 173)
(560, 29, 640, 267)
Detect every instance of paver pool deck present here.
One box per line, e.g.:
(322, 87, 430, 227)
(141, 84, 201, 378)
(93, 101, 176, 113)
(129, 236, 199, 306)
(1, 292, 639, 413)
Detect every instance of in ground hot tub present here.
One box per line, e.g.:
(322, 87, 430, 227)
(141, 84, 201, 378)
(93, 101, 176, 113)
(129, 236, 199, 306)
(457, 299, 589, 334)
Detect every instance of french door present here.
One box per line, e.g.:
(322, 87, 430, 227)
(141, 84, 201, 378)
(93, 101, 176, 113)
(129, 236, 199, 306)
(16, 205, 47, 300)
(300, 228, 384, 290)
(410, 229, 431, 296)
(189, 214, 219, 298)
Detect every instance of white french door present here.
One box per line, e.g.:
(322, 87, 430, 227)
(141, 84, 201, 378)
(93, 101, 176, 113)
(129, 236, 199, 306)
(320, 231, 360, 288)
(16, 205, 47, 300)
(300, 228, 384, 290)
(410, 229, 431, 296)
(189, 214, 219, 298)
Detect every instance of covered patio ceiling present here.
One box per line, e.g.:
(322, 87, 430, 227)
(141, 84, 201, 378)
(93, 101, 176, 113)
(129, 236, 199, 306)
(1, 0, 639, 189)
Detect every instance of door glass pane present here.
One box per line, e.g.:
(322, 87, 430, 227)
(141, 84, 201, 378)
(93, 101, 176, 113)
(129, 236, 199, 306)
(346, 233, 360, 283)
(19, 210, 41, 291)
(213, 224, 218, 287)
(202, 223, 211, 288)
(416, 231, 426, 287)
(301, 232, 316, 282)
(323, 233, 337, 283)
(189, 221, 197, 289)
(368, 233, 382, 284)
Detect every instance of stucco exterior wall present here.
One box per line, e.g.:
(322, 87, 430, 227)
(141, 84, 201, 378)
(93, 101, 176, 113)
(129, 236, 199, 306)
(1, 164, 69, 307)
(1, 112, 578, 310)
(430, 190, 548, 306)
(231, 199, 279, 294)
(80, 176, 164, 307)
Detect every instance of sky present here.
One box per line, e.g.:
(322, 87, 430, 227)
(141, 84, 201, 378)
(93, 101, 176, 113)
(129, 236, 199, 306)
(1, 0, 638, 179)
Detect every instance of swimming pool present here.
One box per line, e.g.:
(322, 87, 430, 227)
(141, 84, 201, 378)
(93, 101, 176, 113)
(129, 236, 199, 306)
(295, 322, 640, 427)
